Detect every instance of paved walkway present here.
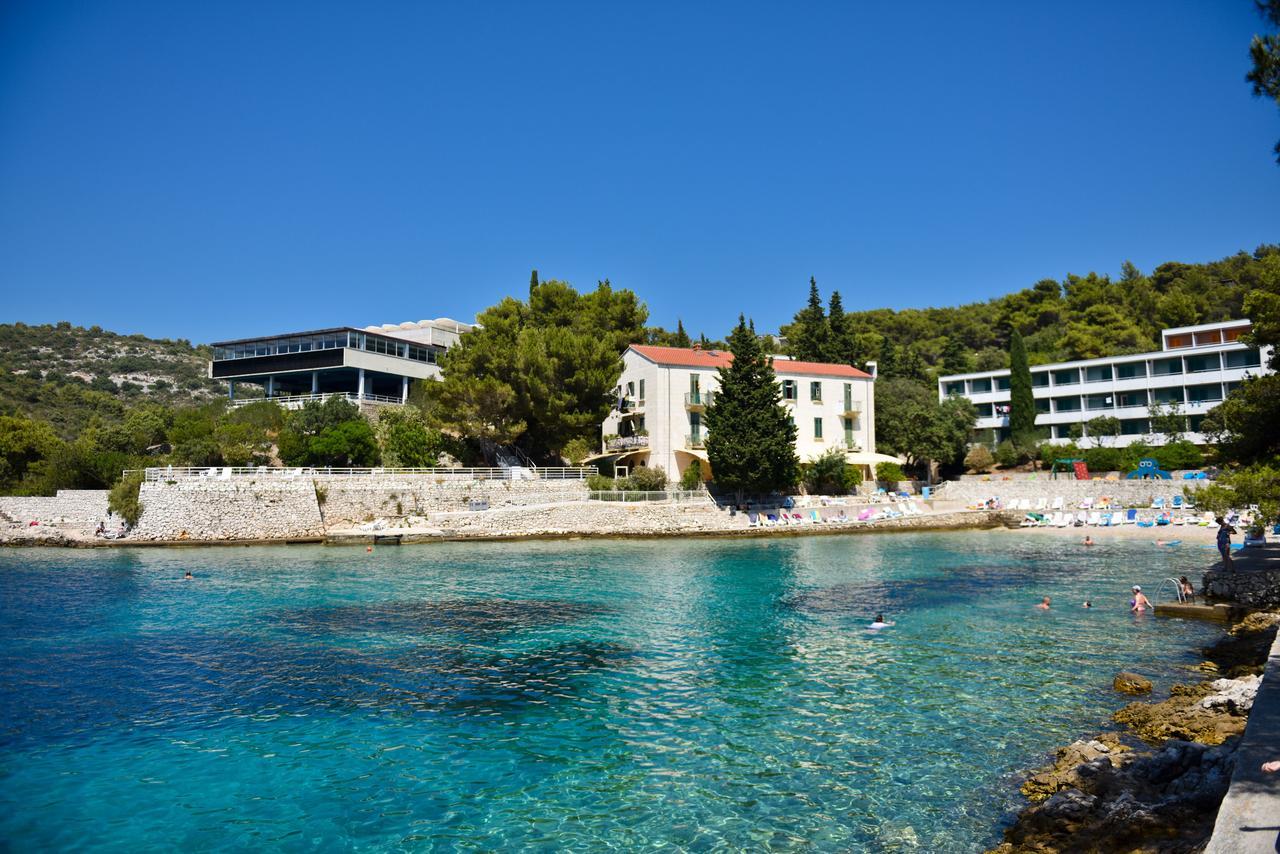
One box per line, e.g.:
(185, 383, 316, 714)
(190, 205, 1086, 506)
(1205, 628, 1280, 853)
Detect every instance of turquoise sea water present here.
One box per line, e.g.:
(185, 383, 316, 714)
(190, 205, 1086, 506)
(0, 533, 1221, 851)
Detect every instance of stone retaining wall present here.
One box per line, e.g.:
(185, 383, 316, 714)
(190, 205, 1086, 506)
(937, 478, 1204, 507)
(1204, 566, 1280, 609)
(0, 490, 110, 526)
(317, 478, 590, 525)
(131, 481, 325, 541)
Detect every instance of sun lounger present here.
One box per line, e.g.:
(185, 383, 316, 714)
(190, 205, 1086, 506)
(1079, 497, 1094, 510)
(1087, 511, 1101, 526)
(1051, 496, 1064, 511)
(1151, 496, 1165, 509)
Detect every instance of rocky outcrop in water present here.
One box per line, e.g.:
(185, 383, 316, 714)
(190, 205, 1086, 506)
(1114, 672, 1153, 695)
(989, 614, 1278, 854)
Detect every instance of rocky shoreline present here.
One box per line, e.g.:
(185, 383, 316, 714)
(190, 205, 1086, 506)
(988, 612, 1279, 854)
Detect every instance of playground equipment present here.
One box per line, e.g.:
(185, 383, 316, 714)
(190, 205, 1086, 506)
(1125, 458, 1171, 480)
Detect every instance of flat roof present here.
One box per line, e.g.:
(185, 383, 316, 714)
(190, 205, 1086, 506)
(629, 345, 873, 379)
(211, 325, 453, 348)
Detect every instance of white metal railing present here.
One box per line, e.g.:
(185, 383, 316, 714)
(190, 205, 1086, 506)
(133, 466, 594, 483)
(589, 490, 710, 503)
(227, 392, 405, 410)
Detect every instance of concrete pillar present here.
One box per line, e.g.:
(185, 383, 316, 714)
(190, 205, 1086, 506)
(266, 376, 274, 398)
(311, 372, 319, 394)
(357, 368, 365, 400)
(401, 376, 409, 402)
(228, 381, 235, 401)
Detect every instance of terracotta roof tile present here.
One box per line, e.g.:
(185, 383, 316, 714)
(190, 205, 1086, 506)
(628, 345, 871, 379)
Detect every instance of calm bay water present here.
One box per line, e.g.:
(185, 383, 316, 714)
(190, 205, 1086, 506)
(0, 533, 1221, 851)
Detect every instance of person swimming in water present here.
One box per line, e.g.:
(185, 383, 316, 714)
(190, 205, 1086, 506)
(1083, 599, 1092, 608)
(1036, 596, 1051, 610)
(1083, 536, 1094, 546)
(1130, 585, 1151, 613)
(868, 613, 893, 629)
(183, 570, 193, 581)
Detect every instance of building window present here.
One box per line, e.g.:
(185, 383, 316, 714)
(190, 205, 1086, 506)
(1121, 418, 1149, 435)
(1165, 333, 1194, 349)
(1116, 362, 1146, 379)
(1186, 384, 1222, 403)
(1151, 358, 1182, 376)
(1184, 354, 1220, 373)
(1034, 398, 1050, 413)
(1224, 349, 1261, 369)
(1052, 369, 1079, 386)
(1085, 394, 1113, 411)
(813, 417, 823, 440)
(1084, 365, 1112, 383)
(1117, 390, 1147, 408)
(1223, 325, 1249, 343)
(844, 417, 854, 446)
(969, 378, 991, 394)
(1193, 330, 1223, 347)
(1188, 414, 1207, 432)
(1153, 387, 1184, 404)
(1054, 397, 1081, 412)
(638, 378, 645, 403)
(810, 381, 822, 402)
(975, 403, 994, 418)
(996, 376, 1011, 391)
(944, 381, 965, 396)
(1031, 372, 1050, 388)
(782, 380, 797, 400)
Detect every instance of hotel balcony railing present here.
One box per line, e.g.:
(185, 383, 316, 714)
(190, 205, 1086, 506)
(617, 397, 645, 414)
(684, 391, 715, 410)
(841, 399, 863, 416)
(606, 435, 650, 452)
(685, 433, 706, 450)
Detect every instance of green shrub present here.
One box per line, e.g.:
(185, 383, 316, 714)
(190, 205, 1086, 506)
(628, 465, 668, 491)
(1154, 440, 1203, 471)
(679, 459, 703, 490)
(805, 447, 855, 494)
(1038, 442, 1080, 467)
(964, 445, 995, 473)
(875, 461, 907, 483)
(1083, 447, 1124, 473)
(845, 465, 863, 488)
(560, 437, 592, 466)
(994, 440, 1019, 468)
(586, 473, 615, 491)
(108, 470, 144, 526)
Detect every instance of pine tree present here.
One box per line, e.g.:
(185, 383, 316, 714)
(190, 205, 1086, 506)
(672, 319, 692, 348)
(529, 269, 539, 296)
(826, 290, 849, 364)
(787, 277, 830, 361)
(704, 315, 799, 500)
(1009, 329, 1036, 438)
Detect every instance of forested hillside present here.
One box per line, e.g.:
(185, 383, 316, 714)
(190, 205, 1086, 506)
(781, 246, 1280, 378)
(0, 322, 226, 438)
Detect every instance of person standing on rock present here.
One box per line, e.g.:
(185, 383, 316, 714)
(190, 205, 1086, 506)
(1216, 518, 1236, 571)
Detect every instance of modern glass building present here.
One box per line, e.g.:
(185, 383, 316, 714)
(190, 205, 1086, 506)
(937, 320, 1271, 446)
(209, 318, 474, 408)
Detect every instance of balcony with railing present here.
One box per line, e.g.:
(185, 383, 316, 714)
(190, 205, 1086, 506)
(684, 432, 706, 450)
(684, 391, 715, 410)
(616, 396, 645, 414)
(841, 398, 863, 417)
(606, 434, 650, 452)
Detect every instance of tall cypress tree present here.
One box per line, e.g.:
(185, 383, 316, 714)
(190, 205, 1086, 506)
(704, 315, 799, 500)
(672, 319, 692, 348)
(826, 290, 849, 364)
(787, 277, 829, 361)
(1009, 329, 1036, 437)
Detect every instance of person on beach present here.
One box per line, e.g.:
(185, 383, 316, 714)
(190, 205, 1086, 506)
(1083, 535, 1094, 546)
(868, 614, 893, 629)
(1217, 518, 1237, 570)
(1130, 586, 1151, 613)
(1036, 596, 1051, 610)
(1179, 576, 1195, 604)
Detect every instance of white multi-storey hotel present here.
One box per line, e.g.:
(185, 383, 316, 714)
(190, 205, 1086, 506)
(937, 319, 1271, 447)
(597, 345, 896, 481)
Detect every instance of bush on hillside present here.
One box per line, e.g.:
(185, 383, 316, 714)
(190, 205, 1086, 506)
(626, 465, 668, 492)
(994, 440, 1019, 468)
(964, 445, 995, 473)
(875, 461, 907, 483)
(679, 459, 704, 490)
(108, 470, 144, 527)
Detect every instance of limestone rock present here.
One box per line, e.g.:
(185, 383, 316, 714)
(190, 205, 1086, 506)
(1113, 671, 1153, 695)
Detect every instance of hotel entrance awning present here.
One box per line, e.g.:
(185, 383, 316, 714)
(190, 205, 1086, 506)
(843, 451, 902, 467)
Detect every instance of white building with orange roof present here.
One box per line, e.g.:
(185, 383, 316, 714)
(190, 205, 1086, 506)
(596, 344, 893, 482)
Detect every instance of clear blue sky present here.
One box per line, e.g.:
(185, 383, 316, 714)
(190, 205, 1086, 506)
(1, 1, 1277, 344)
